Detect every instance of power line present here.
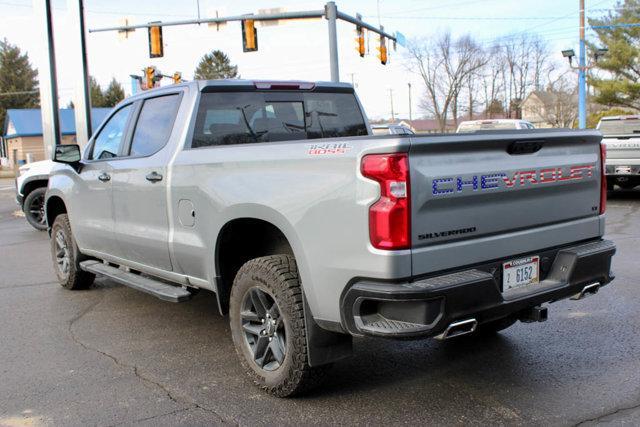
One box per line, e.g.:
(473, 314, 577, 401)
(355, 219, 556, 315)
(372, 15, 576, 21)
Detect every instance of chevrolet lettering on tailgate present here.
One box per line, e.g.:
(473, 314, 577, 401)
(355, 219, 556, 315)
(432, 164, 596, 196)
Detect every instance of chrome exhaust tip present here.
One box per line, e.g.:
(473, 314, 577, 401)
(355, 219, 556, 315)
(435, 318, 478, 340)
(571, 282, 601, 300)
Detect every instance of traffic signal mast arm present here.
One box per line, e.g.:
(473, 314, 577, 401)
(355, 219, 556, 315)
(88, 3, 396, 42)
(88, 2, 397, 82)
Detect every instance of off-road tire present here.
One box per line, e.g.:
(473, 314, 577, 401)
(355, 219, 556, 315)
(50, 214, 95, 290)
(229, 254, 326, 397)
(23, 187, 47, 231)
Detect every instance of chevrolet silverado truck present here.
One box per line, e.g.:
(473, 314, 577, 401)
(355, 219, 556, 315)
(597, 115, 640, 190)
(45, 80, 616, 397)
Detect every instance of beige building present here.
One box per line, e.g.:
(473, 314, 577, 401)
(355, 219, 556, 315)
(521, 91, 578, 129)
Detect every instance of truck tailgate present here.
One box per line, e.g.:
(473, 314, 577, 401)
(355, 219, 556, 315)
(409, 130, 603, 276)
(602, 137, 640, 161)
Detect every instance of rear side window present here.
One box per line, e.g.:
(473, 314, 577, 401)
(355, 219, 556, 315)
(90, 104, 132, 160)
(129, 94, 181, 157)
(598, 118, 640, 136)
(191, 91, 367, 148)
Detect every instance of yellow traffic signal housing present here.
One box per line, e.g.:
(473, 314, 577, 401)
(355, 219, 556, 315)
(377, 35, 387, 65)
(355, 27, 365, 57)
(242, 19, 258, 52)
(172, 72, 182, 84)
(148, 23, 163, 58)
(145, 66, 157, 90)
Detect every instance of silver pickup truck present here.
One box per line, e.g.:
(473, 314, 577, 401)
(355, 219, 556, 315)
(598, 115, 640, 190)
(45, 80, 616, 397)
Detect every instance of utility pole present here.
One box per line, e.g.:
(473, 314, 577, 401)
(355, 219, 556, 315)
(325, 1, 339, 82)
(578, 0, 587, 129)
(68, 0, 92, 147)
(389, 88, 395, 121)
(35, 0, 61, 160)
(408, 83, 412, 121)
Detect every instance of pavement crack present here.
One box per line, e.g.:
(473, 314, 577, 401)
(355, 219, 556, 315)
(573, 399, 640, 426)
(107, 407, 191, 426)
(67, 296, 235, 426)
(0, 281, 58, 290)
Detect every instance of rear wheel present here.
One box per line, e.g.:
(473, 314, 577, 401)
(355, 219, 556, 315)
(23, 187, 47, 231)
(50, 214, 95, 290)
(229, 255, 326, 397)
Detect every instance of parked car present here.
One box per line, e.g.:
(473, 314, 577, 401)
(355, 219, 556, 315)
(15, 159, 55, 230)
(457, 119, 535, 132)
(45, 80, 615, 397)
(597, 115, 640, 190)
(371, 123, 414, 135)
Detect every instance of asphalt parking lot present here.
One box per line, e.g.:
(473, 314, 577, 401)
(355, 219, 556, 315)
(0, 177, 639, 426)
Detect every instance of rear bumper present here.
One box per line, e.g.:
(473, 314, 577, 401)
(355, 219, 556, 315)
(340, 239, 616, 338)
(605, 164, 640, 185)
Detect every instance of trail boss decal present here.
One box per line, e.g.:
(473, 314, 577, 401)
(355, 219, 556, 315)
(307, 143, 351, 155)
(432, 164, 596, 196)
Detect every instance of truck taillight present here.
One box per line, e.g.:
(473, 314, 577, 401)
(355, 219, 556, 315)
(600, 142, 607, 215)
(361, 153, 411, 250)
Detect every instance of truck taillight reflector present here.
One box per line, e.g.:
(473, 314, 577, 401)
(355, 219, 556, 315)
(361, 153, 411, 250)
(600, 142, 607, 215)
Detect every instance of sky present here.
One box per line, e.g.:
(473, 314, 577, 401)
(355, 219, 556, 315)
(0, 0, 620, 120)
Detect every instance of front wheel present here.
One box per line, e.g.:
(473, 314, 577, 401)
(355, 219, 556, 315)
(23, 187, 47, 231)
(50, 214, 95, 290)
(229, 255, 326, 397)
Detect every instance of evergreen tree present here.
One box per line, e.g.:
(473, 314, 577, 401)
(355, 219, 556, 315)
(102, 78, 125, 107)
(89, 76, 105, 107)
(589, 0, 640, 109)
(193, 50, 239, 80)
(0, 39, 39, 128)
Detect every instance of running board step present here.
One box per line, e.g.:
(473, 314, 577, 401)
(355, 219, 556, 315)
(80, 260, 192, 303)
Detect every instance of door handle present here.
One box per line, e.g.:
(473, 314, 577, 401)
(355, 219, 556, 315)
(145, 171, 163, 183)
(98, 172, 111, 182)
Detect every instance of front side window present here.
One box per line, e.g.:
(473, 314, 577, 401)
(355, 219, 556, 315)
(90, 104, 132, 160)
(129, 94, 181, 157)
(192, 91, 368, 148)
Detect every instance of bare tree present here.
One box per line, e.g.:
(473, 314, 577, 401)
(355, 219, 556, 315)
(495, 33, 552, 118)
(480, 47, 505, 118)
(526, 72, 578, 128)
(407, 32, 487, 132)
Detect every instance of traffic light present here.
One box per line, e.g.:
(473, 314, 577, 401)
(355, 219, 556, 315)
(242, 19, 258, 52)
(148, 22, 163, 58)
(355, 27, 365, 57)
(144, 66, 159, 90)
(377, 35, 387, 65)
(172, 72, 182, 84)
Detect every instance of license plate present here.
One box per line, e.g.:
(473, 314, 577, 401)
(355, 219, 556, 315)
(615, 166, 632, 174)
(503, 256, 540, 291)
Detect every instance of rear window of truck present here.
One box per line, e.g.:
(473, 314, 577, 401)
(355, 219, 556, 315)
(598, 117, 640, 136)
(191, 91, 368, 148)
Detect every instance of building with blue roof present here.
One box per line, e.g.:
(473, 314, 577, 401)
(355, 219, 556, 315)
(2, 108, 111, 167)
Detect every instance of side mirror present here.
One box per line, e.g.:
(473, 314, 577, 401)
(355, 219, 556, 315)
(53, 144, 81, 164)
